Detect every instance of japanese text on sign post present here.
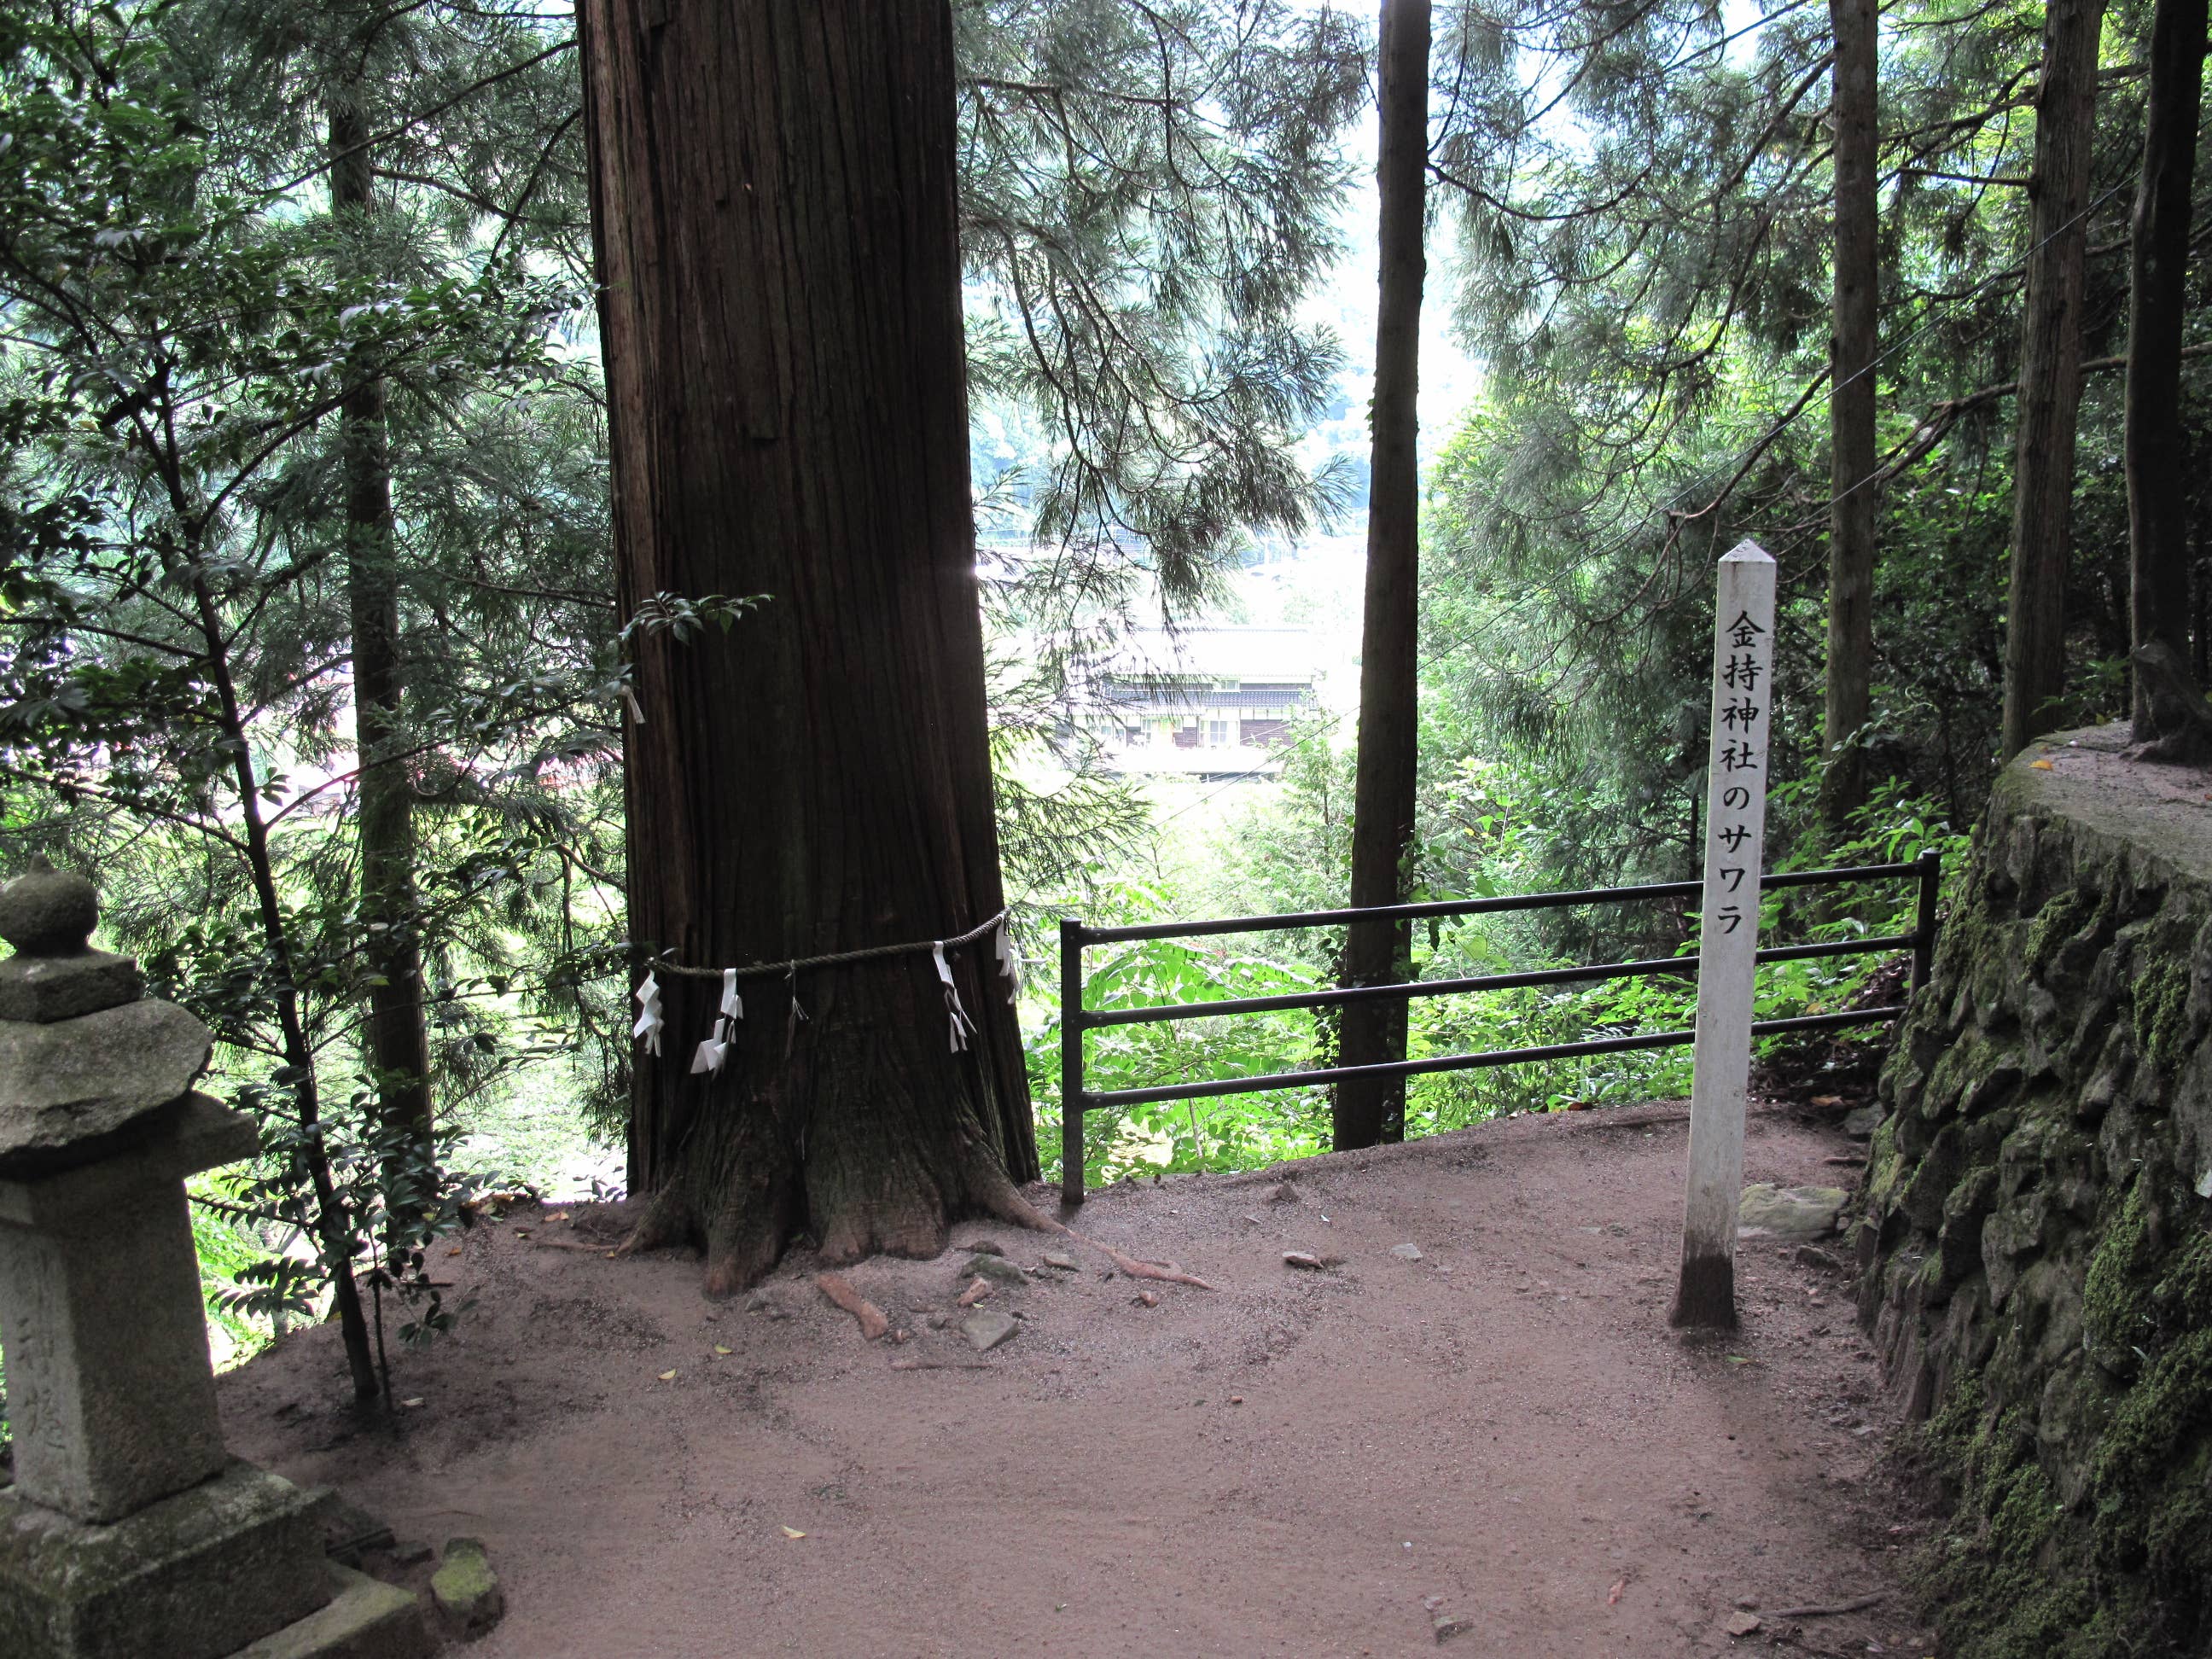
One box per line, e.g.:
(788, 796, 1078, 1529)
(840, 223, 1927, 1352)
(1671, 540, 1776, 1330)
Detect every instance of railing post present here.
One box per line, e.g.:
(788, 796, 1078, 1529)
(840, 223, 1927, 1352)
(1059, 917, 1087, 1205)
(1910, 848, 1942, 994)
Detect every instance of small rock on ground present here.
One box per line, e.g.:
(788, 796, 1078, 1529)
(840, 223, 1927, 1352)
(1041, 1251, 1077, 1271)
(1390, 1243, 1424, 1261)
(1842, 1104, 1883, 1138)
(960, 1309, 1019, 1352)
(432, 1536, 505, 1640)
(1423, 1595, 1470, 1644)
(963, 1253, 1028, 1286)
(1736, 1183, 1848, 1241)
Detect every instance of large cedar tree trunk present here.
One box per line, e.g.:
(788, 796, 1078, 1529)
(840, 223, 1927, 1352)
(1820, 0, 1878, 834)
(578, 0, 1036, 1295)
(2128, 0, 2207, 737)
(1336, 0, 1429, 1151)
(331, 93, 434, 1187)
(2000, 0, 2106, 760)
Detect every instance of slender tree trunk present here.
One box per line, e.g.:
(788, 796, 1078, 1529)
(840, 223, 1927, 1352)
(578, 0, 1034, 1294)
(1336, 0, 1429, 1152)
(2000, 0, 2106, 760)
(172, 538, 382, 1403)
(2128, 0, 2207, 736)
(330, 94, 434, 1203)
(1821, 0, 1879, 833)
(139, 374, 381, 1401)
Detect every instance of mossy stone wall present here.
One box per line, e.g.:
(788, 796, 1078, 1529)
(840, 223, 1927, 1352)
(1858, 725, 2212, 1658)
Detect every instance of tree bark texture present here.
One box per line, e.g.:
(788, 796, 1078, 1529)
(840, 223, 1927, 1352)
(577, 0, 1035, 1295)
(331, 94, 434, 1190)
(2127, 0, 2207, 738)
(1820, 0, 1878, 834)
(1336, 0, 1429, 1152)
(2000, 0, 2106, 760)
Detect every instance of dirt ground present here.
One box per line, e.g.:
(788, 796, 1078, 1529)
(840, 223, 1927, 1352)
(218, 1100, 1937, 1658)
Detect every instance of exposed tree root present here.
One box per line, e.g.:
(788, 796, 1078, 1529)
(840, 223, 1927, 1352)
(613, 1185, 695, 1259)
(814, 1272, 888, 1340)
(615, 1114, 1214, 1295)
(959, 1167, 1220, 1283)
(969, 1179, 1216, 1289)
(1072, 1232, 1215, 1289)
(1772, 1593, 1885, 1620)
(889, 1357, 991, 1371)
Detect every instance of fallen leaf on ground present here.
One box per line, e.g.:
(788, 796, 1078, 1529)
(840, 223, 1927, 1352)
(1608, 1579, 1625, 1605)
(399, 1397, 425, 1410)
(780, 1526, 806, 1540)
(713, 1344, 732, 1356)
(2029, 759, 2054, 770)
(657, 1370, 677, 1382)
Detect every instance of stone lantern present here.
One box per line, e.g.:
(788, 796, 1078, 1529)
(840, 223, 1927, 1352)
(0, 859, 426, 1658)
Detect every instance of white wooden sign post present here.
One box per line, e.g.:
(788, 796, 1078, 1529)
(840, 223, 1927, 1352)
(1670, 539, 1776, 1330)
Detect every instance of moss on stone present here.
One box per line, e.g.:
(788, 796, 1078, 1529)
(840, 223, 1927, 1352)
(2092, 1329, 2212, 1580)
(2081, 1184, 2158, 1369)
(2133, 952, 2192, 1073)
(1916, 1206, 2212, 1653)
(2157, 1225, 2212, 1326)
(1915, 1397, 2098, 1659)
(2026, 885, 2100, 980)
(1870, 739, 2212, 1656)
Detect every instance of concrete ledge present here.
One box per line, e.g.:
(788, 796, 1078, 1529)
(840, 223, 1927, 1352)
(231, 1565, 431, 1659)
(0, 1462, 329, 1659)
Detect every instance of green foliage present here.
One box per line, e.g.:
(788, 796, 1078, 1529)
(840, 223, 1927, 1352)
(1033, 932, 1328, 1189)
(0, 0, 622, 1390)
(189, 1197, 277, 1364)
(957, 0, 1369, 611)
(1029, 740, 1967, 1182)
(1420, 0, 2197, 905)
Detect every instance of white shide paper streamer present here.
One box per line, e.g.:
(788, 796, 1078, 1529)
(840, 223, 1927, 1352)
(994, 920, 1022, 1004)
(632, 970, 664, 1057)
(933, 940, 975, 1052)
(689, 967, 744, 1076)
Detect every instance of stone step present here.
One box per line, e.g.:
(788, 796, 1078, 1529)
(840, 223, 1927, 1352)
(230, 1565, 430, 1659)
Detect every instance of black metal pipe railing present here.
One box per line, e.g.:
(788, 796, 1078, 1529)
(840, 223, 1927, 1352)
(1056, 852, 1942, 1203)
(1080, 931, 1920, 1030)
